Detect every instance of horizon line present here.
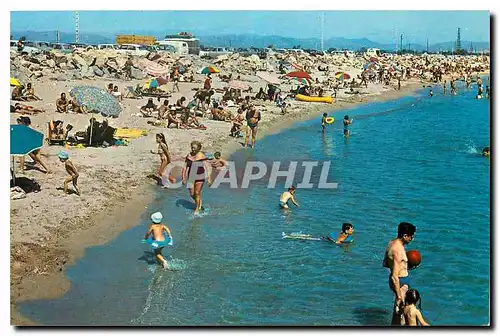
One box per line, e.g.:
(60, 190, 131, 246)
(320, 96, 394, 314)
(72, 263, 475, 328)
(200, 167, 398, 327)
(9, 29, 491, 46)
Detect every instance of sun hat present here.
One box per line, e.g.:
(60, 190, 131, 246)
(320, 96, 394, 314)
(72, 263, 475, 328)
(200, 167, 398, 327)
(151, 212, 163, 224)
(58, 151, 69, 160)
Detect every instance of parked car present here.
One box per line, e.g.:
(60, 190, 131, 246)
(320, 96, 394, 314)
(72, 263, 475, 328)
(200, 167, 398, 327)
(96, 44, 118, 50)
(50, 43, 74, 54)
(199, 47, 232, 59)
(10, 40, 41, 54)
(116, 44, 150, 56)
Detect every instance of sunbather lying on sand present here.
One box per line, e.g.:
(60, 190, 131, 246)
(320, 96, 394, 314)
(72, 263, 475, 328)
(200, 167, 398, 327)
(11, 103, 45, 114)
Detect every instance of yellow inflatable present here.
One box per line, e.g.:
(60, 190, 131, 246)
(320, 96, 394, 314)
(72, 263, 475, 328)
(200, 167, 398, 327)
(115, 128, 149, 139)
(325, 117, 335, 124)
(295, 94, 334, 104)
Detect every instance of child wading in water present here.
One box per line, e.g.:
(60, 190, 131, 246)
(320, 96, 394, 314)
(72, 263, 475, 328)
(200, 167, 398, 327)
(58, 152, 80, 195)
(403, 289, 430, 326)
(144, 212, 173, 269)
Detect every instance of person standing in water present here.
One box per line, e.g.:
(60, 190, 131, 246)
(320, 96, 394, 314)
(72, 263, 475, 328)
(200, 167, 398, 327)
(151, 133, 175, 185)
(383, 222, 417, 325)
(279, 186, 299, 209)
(321, 113, 328, 132)
(429, 89, 433, 97)
(245, 106, 261, 149)
(442, 80, 447, 94)
(182, 141, 212, 215)
(343, 115, 353, 137)
(144, 212, 173, 269)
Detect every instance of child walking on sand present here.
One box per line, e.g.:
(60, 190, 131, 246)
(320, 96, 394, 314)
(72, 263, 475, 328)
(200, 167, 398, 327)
(58, 152, 80, 196)
(403, 289, 430, 326)
(144, 212, 173, 269)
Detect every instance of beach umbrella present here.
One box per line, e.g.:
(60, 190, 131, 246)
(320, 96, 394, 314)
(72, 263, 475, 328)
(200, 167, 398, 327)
(145, 63, 169, 77)
(10, 77, 21, 87)
(285, 71, 312, 80)
(291, 63, 305, 71)
(156, 77, 168, 85)
(199, 66, 220, 74)
(335, 72, 351, 81)
(144, 78, 159, 89)
(69, 86, 122, 118)
(10, 125, 44, 156)
(228, 80, 249, 91)
(256, 71, 281, 85)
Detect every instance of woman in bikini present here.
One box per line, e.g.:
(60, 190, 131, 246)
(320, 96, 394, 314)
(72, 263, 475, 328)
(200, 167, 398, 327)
(245, 106, 261, 148)
(182, 141, 212, 215)
(151, 133, 175, 185)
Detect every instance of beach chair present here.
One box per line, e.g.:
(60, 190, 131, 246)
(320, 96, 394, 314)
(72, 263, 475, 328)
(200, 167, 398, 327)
(124, 86, 142, 99)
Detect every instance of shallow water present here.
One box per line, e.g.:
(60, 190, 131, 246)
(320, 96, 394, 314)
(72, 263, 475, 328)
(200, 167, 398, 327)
(20, 80, 490, 326)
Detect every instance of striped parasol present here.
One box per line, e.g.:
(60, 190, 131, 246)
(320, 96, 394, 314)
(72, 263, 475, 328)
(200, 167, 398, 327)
(335, 72, 351, 81)
(145, 63, 169, 77)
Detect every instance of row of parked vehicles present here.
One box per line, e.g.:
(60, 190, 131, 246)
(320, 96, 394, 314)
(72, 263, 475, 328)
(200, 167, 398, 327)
(10, 40, 179, 56)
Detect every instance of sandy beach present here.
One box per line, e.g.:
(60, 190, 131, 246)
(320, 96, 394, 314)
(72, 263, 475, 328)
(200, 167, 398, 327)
(10, 48, 489, 325)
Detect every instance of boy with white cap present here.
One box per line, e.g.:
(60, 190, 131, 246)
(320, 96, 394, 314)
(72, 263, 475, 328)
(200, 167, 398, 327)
(58, 151, 80, 196)
(144, 212, 173, 269)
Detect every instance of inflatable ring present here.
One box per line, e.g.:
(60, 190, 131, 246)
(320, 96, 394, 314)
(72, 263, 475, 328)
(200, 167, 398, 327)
(325, 117, 335, 124)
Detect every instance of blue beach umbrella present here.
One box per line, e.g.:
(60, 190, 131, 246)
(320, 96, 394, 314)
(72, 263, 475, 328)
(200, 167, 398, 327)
(69, 86, 122, 118)
(10, 124, 44, 156)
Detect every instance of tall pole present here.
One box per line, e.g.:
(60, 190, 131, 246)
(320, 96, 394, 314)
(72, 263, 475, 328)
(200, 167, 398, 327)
(56, 30, 60, 44)
(400, 34, 403, 54)
(74, 11, 80, 43)
(426, 38, 429, 53)
(320, 12, 324, 52)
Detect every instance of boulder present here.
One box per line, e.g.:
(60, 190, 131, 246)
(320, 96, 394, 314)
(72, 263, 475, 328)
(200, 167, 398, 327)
(58, 62, 69, 70)
(93, 66, 104, 77)
(130, 67, 145, 79)
(43, 59, 56, 68)
(41, 68, 53, 77)
(71, 54, 87, 69)
(29, 63, 42, 71)
(94, 56, 107, 68)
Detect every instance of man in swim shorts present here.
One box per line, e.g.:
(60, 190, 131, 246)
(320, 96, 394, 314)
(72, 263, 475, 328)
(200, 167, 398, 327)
(144, 212, 173, 269)
(279, 186, 299, 209)
(383, 222, 416, 325)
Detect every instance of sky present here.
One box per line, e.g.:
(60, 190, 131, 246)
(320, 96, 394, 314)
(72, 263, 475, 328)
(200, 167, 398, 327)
(10, 10, 490, 45)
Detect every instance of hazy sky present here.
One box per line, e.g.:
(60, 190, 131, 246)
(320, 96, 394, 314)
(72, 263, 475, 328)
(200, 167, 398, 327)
(10, 10, 490, 44)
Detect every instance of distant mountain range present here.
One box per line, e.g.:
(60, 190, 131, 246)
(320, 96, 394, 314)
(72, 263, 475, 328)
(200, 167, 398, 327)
(11, 30, 490, 52)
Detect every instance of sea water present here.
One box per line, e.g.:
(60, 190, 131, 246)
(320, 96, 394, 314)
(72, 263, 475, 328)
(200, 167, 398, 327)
(19, 80, 490, 326)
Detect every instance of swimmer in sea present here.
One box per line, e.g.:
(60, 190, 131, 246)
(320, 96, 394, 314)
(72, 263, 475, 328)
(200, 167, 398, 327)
(482, 147, 490, 158)
(326, 222, 354, 244)
(279, 186, 299, 209)
(321, 112, 328, 132)
(429, 89, 433, 97)
(343, 115, 353, 138)
(144, 212, 173, 269)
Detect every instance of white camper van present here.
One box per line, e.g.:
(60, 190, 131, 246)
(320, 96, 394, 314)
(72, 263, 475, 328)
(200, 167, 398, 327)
(157, 40, 189, 56)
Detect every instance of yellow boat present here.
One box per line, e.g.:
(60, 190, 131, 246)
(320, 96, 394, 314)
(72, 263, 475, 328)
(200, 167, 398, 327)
(295, 94, 334, 104)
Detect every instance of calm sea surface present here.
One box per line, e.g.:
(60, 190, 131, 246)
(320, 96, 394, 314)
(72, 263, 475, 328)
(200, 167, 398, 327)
(20, 80, 490, 326)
